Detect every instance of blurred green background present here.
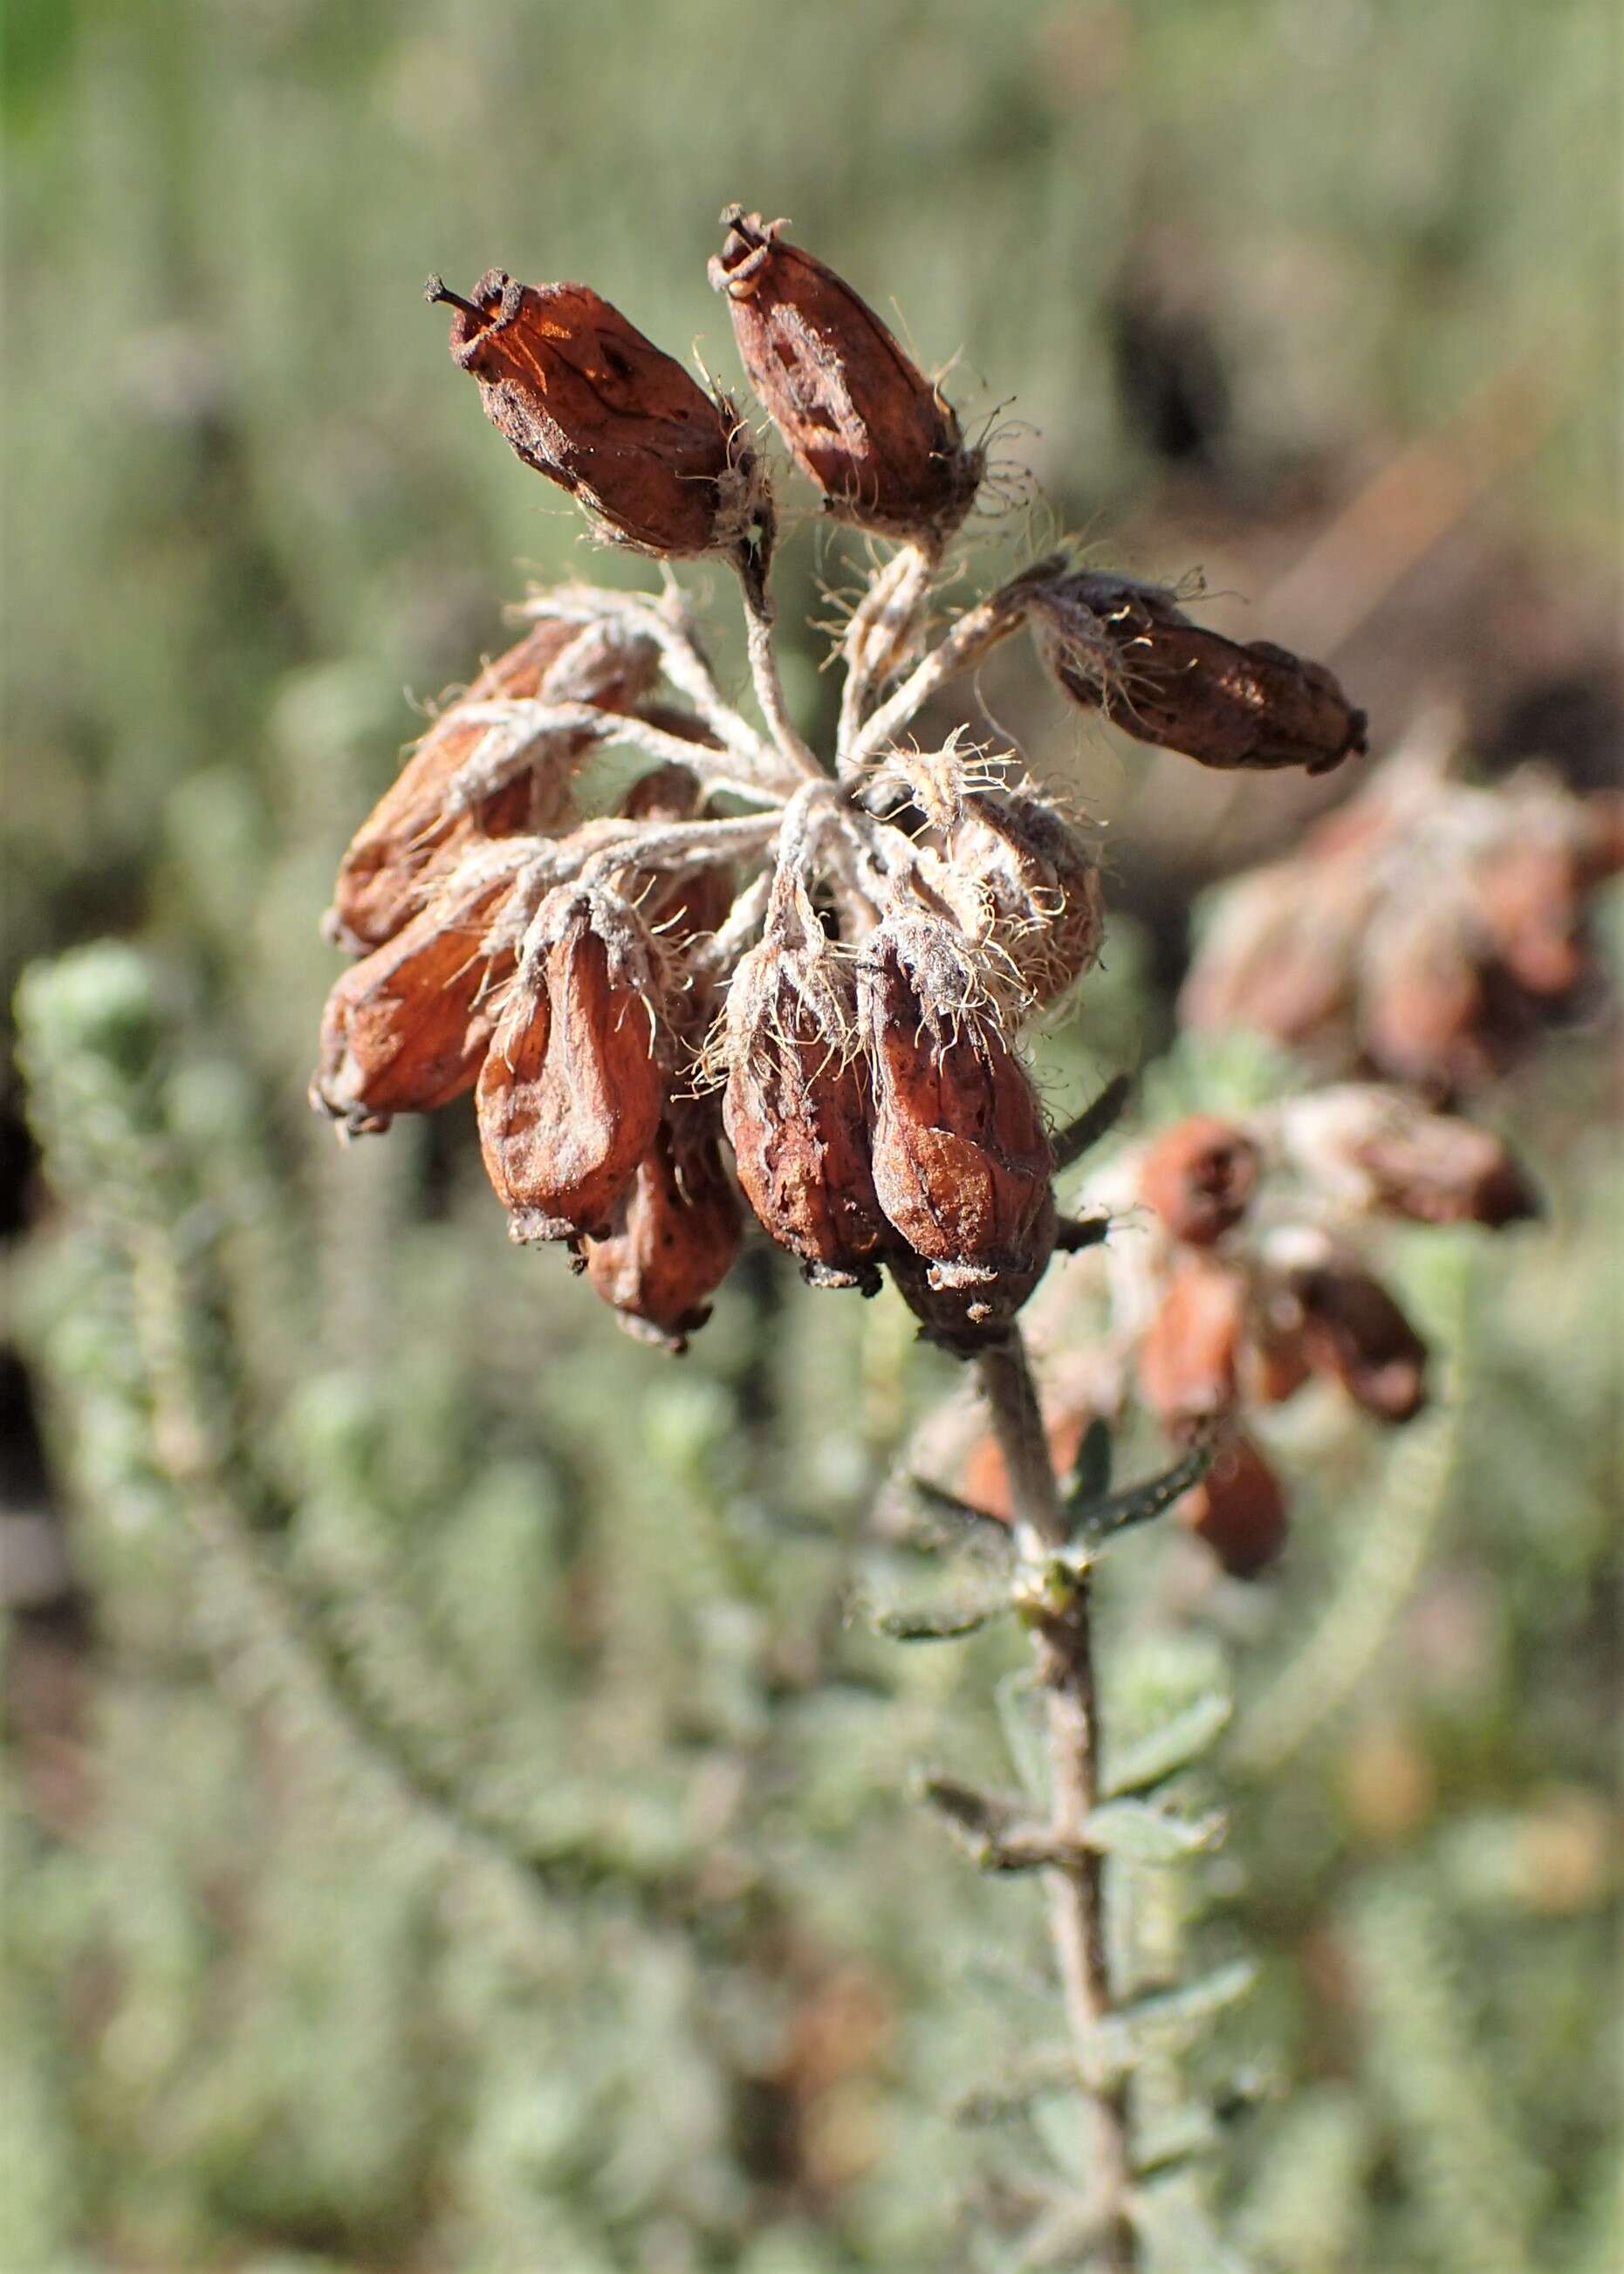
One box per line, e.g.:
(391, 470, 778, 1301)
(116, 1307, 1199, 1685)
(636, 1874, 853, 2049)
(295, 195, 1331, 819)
(3, 3, 1619, 2271)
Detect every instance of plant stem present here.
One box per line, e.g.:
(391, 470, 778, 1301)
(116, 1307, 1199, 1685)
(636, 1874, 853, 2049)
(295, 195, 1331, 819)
(977, 1330, 1137, 2272)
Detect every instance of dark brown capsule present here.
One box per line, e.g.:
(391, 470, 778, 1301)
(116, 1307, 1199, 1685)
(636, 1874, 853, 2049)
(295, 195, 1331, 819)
(312, 860, 519, 1135)
(581, 1104, 743, 1352)
(721, 873, 887, 1293)
(476, 887, 666, 1242)
(709, 206, 981, 540)
(1179, 1429, 1290, 1579)
(1138, 1115, 1260, 1246)
(1137, 1257, 1247, 1426)
(429, 269, 754, 557)
(863, 919, 1055, 1346)
(331, 619, 658, 951)
(1292, 1264, 1429, 1422)
(1033, 572, 1366, 775)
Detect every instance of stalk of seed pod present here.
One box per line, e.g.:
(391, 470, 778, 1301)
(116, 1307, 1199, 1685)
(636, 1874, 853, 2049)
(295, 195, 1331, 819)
(331, 617, 661, 951)
(476, 885, 666, 1242)
(721, 859, 888, 1293)
(581, 1101, 743, 1351)
(1291, 1263, 1429, 1422)
(861, 908, 1056, 1347)
(312, 857, 522, 1135)
(617, 762, 737, 949)
(1178, 1428, 1289, 1579)
(1138, 1114, 1260, 1247)
(709, 206, 982, 541)
(428, 269, 759, 558)
(1031, 570, 1366, 775)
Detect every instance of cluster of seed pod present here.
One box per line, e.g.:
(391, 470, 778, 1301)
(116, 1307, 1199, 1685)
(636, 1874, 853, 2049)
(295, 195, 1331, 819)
(314, 206, 1368, 1354)
(1005, 1086, 1538, 1576)
(1181, 723, 1624, 1094)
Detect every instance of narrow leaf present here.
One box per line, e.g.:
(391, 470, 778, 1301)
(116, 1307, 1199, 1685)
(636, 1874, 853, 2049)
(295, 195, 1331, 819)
(1105, 1692, 1232, 1798)
(1069, 1435, 1214, 1551)
(1084, 1798, 1226, 1862)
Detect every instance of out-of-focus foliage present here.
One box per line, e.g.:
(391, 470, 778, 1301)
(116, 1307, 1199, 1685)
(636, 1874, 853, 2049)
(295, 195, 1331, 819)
(3, 3, 1618, 2271)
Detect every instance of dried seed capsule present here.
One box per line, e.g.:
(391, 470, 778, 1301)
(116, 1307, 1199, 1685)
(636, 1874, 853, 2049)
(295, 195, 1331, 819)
(1292, 1264, 1429, 1422)
(1138, 1115, 1259, 1246)
(331, 617, 660, 950)
(709, 206, 982, 540)
(581, 1105, 743, 1352)
(1137, 1257, 1247, 1425)
(1178, 856, 1360, 1049)
(618, 763, 736, 949)
(1470, 842, 1586, 998)
(863, 915, 1056, 1346)
(721, 871, 887, 1292)
(312, 860, 519, 1135)
(476, 887, 665, 1242)
(1179, 1430, 1289, 1579)
(1278, 1086, 1538, 1228)
(429, 270, 757, 557)
(917, 773, 1105, 1008)
(1031, 572, 1366, 775)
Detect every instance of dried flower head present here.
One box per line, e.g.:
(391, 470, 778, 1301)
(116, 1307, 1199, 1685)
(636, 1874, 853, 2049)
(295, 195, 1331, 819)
(476, 885, 667, 1243)
(581, 1105, 743, 1351)
(1182, 733, 1623, 1092)
(721, 862, 887, 1293)
(330, 618, 660, 952)
(429, 269, 758, 557)
(312, 852, 523, 1135)
(862, 908, 1056, 1349)
(709, 207, 982, 540)
(1031, 571, 1367, 774)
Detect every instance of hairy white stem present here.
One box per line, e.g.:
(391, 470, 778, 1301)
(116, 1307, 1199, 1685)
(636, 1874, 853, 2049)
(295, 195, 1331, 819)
(837, 540, 940, 770)
(445, 701, 787, 816)
(846, 561, 1059, 772)
(736, 572, 830, 786)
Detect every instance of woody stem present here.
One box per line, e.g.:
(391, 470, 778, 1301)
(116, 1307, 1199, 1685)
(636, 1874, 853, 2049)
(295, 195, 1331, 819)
(976, 1330, 1137, 2273)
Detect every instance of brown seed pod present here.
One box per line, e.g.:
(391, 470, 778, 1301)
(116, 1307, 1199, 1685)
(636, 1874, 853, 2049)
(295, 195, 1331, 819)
(581, 1103, 743, 1352)
(721, 869, 887, 1292)
(1137, 1257, 1247, 1426)
(1292, 1264, 1429, 1422)
(1178, 859, 1361, 1050)
(331, 617, 661, 951)
(429, 269, 757, 557)
(1138, 1115, 1260, 1246)
(1032, 572, 1366, 775)
(862, 915, 1056, 1346)
(917, 773, 1105, 1008)
(312, 860, 519, 1135)
(1312, 1095, 1540, 1229)
(476, 887, 666, 1242)
(1470, 842, 1586, 999)
(709, 206, 982, 540)
(1179, 1429, 1289, 1579)
(618, 763, 737, 950)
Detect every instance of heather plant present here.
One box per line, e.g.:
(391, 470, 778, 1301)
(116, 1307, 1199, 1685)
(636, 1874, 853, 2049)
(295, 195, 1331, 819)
(8, 36, 1619, 2264)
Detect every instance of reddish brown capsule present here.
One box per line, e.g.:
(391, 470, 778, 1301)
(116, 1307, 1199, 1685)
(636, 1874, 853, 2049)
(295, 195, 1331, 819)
(429, 269, 755, 557)
(921, 780, 1105, 1008)
(1179, 1430, 1289, 1579)
(476, 887, 666, 1242)
(582, 1106, 743, 1352)
(1292, 1264, 1429, 1422)
(1346, 1112, 1538, 1229)
(1139, 1115, 1260, 1246)
(331, 620, 659, 951)
(1033, 572, 1366, 775)
(1137, 1257, 1247, 1426)
(1470, 843, 1586, 999)
(721, 873, 887, 1292)
(863, 918, 1056, 1346)
(709, 207, 982, 540)
(312, 860, 519, 1135)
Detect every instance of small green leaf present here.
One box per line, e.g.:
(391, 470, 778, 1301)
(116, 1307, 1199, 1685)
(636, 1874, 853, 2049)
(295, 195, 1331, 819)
(1068, 1437, 1214, 1551)
(1084, 1798, 1226, 1862)
(874, 1589, 1009, 1640)
(903, 1475, 1017, 1562)
(1105, 1693, 1232, 1798)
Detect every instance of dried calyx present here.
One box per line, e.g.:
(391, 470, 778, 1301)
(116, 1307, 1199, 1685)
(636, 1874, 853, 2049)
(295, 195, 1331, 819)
(315, 208, 1383, 1353)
